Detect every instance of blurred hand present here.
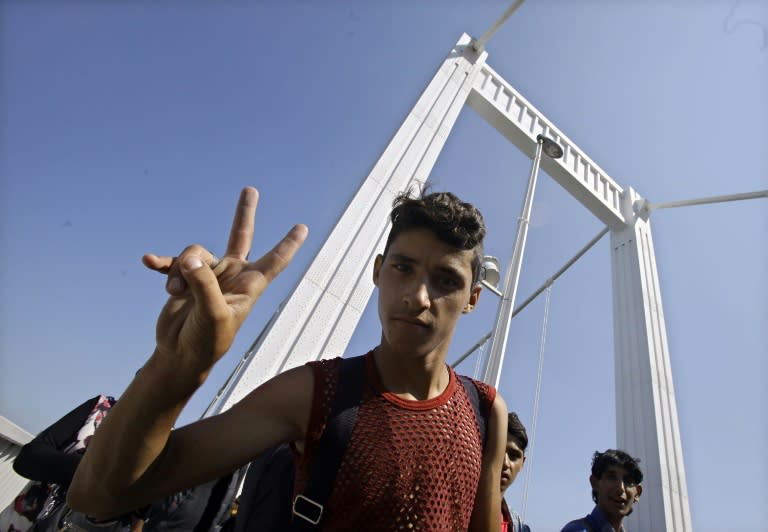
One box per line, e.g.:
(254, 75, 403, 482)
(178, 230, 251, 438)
(142, 187, 307, 373)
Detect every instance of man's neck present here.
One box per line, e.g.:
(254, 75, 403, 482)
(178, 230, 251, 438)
(603, 511, 624, 532)
(372, 344, 450, 400)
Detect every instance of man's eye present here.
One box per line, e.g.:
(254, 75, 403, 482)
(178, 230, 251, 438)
(439, 277, 459, 288)
(393, 264, 410, 272)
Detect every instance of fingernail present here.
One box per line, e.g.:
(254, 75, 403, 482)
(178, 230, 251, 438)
(183, 256, 204, 270)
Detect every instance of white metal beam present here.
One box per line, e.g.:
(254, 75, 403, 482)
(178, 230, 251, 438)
(468, 64, 626, 229)
(611, 188, 693, 531)
(209, 32, 693, 530)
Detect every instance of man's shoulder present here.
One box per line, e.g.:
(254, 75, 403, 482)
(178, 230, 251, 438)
(454, 371, 496, 406)
(306, 355, 344, 372)
(560, 517, 591, 532)
(302, 354, 369, 441)
(506, 508, 530, 532)
(306, 353, 369, 372)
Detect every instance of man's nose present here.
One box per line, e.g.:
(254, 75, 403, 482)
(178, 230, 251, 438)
(404, 279, 431, 309)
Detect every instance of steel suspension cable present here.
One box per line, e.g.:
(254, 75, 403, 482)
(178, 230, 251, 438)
(521, 284, 553, 522)
(450, 227, 608, 369)
(472, 336, 490, 381)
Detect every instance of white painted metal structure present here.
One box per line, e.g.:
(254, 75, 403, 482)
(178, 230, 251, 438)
(207, 34, 692, 531)
(0, 416, 33, 508)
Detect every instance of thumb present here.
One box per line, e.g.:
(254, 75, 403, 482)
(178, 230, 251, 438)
(180, 254, 229, 322)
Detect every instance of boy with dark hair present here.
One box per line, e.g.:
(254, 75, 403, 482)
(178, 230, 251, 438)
(68, 187, 508, 532)
(560, 449, 643, 532)
(500, 412, 530, 532)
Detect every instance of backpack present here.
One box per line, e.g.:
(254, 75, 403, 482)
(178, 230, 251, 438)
(233, 445, 294, 532)
(192, 469, 247, 532)
(235, 354, 489, 531)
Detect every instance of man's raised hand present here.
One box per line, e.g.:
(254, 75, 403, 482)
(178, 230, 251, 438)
(142, 187, 308, 374)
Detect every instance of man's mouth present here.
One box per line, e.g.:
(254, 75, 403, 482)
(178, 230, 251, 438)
(394, 316, 430, 328)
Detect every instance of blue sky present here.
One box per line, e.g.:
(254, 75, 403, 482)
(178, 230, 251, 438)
(1, 2, 766, 531)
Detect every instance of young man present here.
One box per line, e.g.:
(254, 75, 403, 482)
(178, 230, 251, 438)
(500, 412, 530, 532)
(68, 187, 508, 531)
(560, 449, 643, 532)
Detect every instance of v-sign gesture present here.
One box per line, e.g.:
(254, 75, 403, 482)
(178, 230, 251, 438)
(68, 188, 308, 518)
(143, 187, 308, 374)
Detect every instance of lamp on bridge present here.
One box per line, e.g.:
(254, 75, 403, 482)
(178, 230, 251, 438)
(539, 134, 564, 159)
(481, 134, 563, 387)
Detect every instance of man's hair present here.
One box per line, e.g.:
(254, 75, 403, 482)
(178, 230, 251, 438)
(590, 449, 643, 503)
(507, 412, 528, 451)
(383, 190, 486, 285)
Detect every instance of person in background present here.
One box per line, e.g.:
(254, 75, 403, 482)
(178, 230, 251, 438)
(560, 449, 643, 532)
(500, 412, 530, 532)
(7, 395, 141, 531)
(10, 395, 227, 531)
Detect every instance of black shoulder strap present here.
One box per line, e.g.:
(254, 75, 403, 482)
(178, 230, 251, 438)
(458, 375, 488, 448)
(289, 355, 367, 531)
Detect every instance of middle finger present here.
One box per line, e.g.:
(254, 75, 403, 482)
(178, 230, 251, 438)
(225, 187, 258, 261)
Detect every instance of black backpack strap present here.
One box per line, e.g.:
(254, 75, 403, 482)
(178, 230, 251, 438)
(290, 354, 367, 530)
(458, 375, 487, 448)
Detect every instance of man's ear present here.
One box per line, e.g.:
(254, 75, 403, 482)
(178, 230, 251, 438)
(463, 284, 482, 313)
(634, 484, 643, 501)
(373, 254, 384, 286)
(589, 474, 598, 491)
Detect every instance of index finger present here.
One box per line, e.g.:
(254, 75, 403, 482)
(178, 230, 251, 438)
(225, 187, 258, 260)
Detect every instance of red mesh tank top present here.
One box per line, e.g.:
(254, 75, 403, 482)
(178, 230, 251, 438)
(296, 352, 496, 531)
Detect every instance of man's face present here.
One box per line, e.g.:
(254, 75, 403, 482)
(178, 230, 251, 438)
(590, 465, 643, 524)
(373, 228, 480, 359)
(500, 438, 526, 494)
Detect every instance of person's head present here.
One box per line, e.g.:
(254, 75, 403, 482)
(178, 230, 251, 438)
(381, 190, 486, 287)
(374, 189, 486, 358)
(500, 412, 528, 494)
(589, 449, 643, 526)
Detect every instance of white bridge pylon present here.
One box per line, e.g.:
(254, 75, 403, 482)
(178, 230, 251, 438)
(207, 34, 692, 531)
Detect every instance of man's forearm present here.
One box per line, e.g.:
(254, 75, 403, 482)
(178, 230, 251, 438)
(68, 188, 308, 519)
(68, 351, 209, 518)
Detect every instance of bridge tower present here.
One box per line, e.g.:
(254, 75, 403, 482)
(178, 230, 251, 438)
(205, 34, 692, 531)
